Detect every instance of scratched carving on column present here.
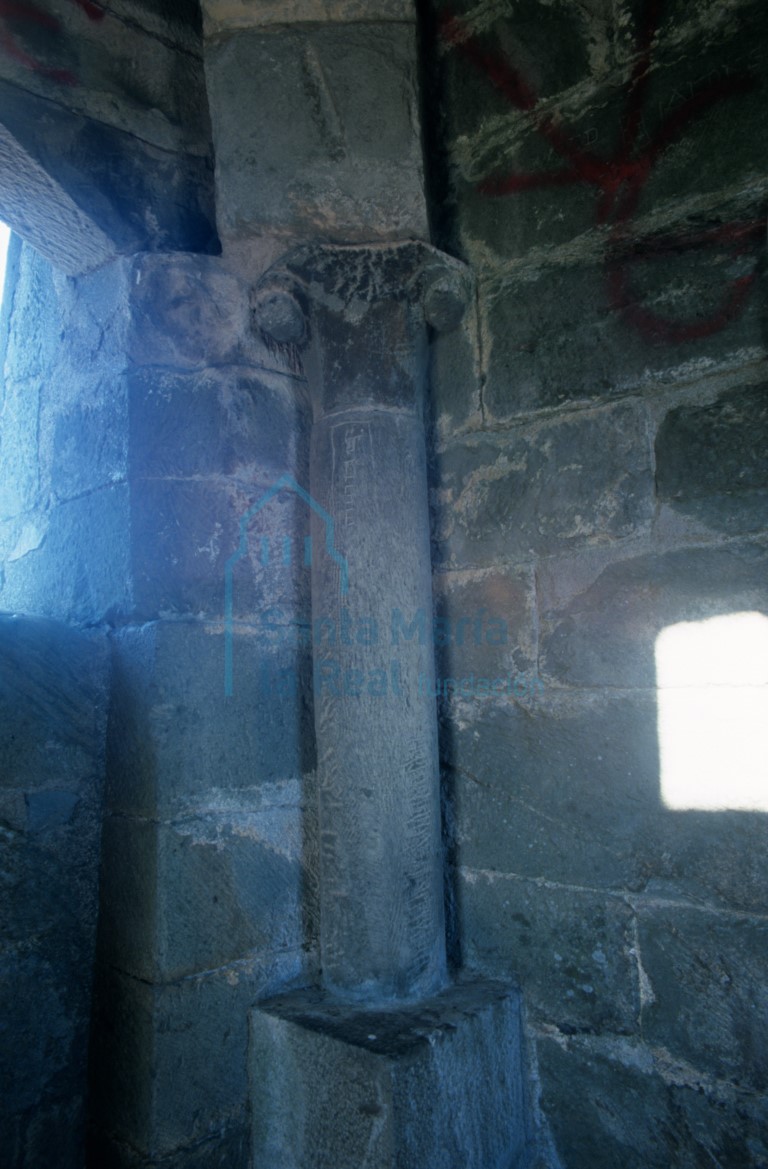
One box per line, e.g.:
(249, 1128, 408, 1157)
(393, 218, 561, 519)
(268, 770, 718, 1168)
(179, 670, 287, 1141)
(0, 0, 103, 87)
(442, 1, 763, 343)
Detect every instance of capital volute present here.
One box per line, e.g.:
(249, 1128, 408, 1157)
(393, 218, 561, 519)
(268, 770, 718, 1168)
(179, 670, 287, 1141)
(251, 241, 472, 349)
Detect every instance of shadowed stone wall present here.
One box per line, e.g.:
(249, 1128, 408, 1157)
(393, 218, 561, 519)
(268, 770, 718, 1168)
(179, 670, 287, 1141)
(0, 0, 217, 270)
(0, 615, 108, 1169)
(89, 253, 317, 1168)
(424, 0, 768, 1165)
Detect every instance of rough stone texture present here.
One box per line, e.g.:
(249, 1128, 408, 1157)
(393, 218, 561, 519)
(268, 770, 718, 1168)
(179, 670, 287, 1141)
(0, 245, 310, 626)
(428, 0, 768, 415)
(655, 379, 768, 533)
(539, 542, 768, 689)
(203, 0, 415, 36)
(637, 905, 768, 1091)
(126, 366, 308, 483)
(537, 1032, 768, 1169)
(479, 246, 767, 422)
(0, 236, 318, 1167)
(432, 566, 537, 691)
(205, 23, 428, 248)
(1, 484, 133, 623)
(425, 0, 768, 1164)
(90, 953, 306, 1167)
(458, 870, 639, 1035)
(431, 401, 655, 569)
(0, 243, 132, 622)
(427, 294, 483, 439)
(123, 264, 314, 618)
(1, 0, 766, 1164)
(130, 475, 309, 621)
(251, 978, 533, 1169)
(0, 119, 116, 274)
(442, 694, 768, 915)
(124, 253, 287, 373)
(0, 615, 108, 1169)
(0, 1, 206, 148)
(0, 0, 217, 265)
(98, 808, 310, 982)
(106, 622, 315, 820)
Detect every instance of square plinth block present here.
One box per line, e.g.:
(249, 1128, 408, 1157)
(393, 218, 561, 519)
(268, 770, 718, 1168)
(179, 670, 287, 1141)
(250, 977, 533, 1169)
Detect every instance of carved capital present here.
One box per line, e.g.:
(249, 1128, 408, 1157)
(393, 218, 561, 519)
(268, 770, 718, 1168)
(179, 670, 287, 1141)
(251, 242, 472, 415)
(251, 241, 472, 346)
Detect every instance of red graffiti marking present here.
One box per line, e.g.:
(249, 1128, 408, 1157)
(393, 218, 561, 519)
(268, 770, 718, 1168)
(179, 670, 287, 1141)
(0, 0, 103, 87)
(71, 0, 103, 18)
(443, 2, 761, 343)
(607, 217, 763, 344)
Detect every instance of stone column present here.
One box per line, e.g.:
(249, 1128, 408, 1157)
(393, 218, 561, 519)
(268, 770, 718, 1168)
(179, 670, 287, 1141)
(254, 241, 470, 1002)
(251, 244, 532, 1169)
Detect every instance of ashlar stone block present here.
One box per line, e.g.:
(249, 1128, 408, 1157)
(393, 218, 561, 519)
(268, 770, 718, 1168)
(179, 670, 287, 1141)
(251, 978, 532, 1169)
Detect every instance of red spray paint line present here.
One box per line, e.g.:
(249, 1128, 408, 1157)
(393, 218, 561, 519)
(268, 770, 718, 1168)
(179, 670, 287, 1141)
(0, 0, 104, 86)
(442, 1, 761, 344)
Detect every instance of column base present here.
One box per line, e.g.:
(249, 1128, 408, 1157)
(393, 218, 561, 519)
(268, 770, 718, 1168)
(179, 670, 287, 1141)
(250, 977, 533, 1169)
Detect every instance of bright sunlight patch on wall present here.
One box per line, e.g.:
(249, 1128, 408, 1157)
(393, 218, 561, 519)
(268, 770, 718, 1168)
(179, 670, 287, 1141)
(656, 612, 768, 812)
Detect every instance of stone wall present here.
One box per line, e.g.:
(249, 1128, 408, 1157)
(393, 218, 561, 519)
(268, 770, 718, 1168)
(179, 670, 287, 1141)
(0, 0, 216, 270)
(0, 615, 108, 1169)
(2, 0, 767, 1164)
(425, 0, 768, 1165)
(0, 238, 318, 1166)
(90, 251, 318, 1168)
(0, 236, 131, 619)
